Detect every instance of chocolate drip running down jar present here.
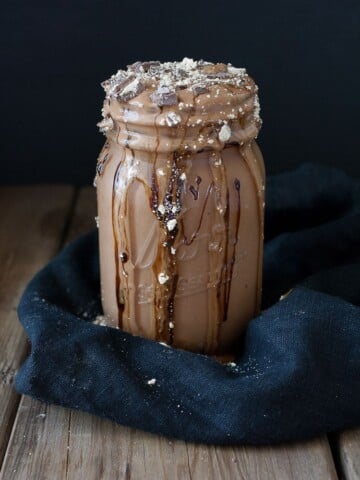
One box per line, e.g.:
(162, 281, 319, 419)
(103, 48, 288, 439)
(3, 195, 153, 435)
(94, 58, 265, 356)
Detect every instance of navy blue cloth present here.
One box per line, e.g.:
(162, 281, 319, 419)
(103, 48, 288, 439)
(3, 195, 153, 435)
(15, 163, 360, 445)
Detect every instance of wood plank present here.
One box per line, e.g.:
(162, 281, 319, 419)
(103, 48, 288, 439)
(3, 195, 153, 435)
(64, 413, 337, 480)
(187, 436, 337, 480)
(337, 428, 360, 479)
(0, 399, 69, 480)
(0, 187, 96, 480)
(0, 186, 74, 469)
(66, 413, 192, 480)
(1, 187, 339, 480)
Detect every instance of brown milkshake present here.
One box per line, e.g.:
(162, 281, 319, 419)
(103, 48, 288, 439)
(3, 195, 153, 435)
(95, 58, 265, 355)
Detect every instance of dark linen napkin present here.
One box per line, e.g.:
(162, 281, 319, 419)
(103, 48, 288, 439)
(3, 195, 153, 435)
(14, 163, 360, 445)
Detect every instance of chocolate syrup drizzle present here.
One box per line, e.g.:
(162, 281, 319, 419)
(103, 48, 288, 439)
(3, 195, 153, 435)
(111, 149, 126, 326)
(95, 80, 264, 354)
(180, 180, 214, 246)
(95, 139, 263, 353)
(96, 138, 263, 353)
(224, 178, 241, 321)
(102, 140, 259, 350)
(149, 153, 185, 343)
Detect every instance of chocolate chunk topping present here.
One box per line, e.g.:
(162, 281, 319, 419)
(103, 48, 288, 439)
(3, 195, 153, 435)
(207, 71, 231, 79)
(101, 58, 251, 104)
(111, 75, 136, 96)
(98, 58, 261, 131)
(117, 78, 145, 102)
(192, 84, 209, 96)
(127, 61, 143, 72)
(141, 61, 161, 72)
(150, 86, 178, 106)
(176, 68, 187, 78)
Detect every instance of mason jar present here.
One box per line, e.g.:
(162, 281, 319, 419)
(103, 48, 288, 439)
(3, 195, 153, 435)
(95, 59, 265, 356)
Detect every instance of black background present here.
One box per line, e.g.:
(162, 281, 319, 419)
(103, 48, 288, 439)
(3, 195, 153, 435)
(1, 0, 359, 185)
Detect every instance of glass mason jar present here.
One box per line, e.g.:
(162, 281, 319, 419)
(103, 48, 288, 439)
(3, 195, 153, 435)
(95, 60, 265, 356)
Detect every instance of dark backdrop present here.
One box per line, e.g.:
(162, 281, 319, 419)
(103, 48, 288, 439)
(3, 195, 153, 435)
(1, 0, 359, 184)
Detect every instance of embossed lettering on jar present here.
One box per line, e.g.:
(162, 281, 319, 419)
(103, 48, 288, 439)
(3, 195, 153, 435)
(95, 59, 265, 355)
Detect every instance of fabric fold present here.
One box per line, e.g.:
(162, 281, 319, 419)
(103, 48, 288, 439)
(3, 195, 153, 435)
(15, 164, 360, 445)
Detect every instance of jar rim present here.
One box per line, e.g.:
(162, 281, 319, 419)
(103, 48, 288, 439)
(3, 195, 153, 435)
(99, 86, 261, 153)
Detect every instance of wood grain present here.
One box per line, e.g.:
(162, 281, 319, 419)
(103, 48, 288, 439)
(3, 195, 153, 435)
(187, 436, 337, 480)
(0, 186, 340, 480)
(66, 413, 192, 480)
(0, 398, 70, 480)
(337, 428, 360, 479)
(0, 186, 74, 469)
(64, 412, 338, 480)
(0, 187, 97, 480)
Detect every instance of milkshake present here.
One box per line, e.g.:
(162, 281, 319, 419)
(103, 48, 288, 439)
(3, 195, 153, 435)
(95, 58, 265, 355)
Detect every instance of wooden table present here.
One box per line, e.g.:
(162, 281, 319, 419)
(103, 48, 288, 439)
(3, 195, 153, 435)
(0, 185, 359, 480)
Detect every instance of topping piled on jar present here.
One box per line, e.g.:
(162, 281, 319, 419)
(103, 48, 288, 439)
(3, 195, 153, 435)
(98, 58, 261, 148)
(101, 58, 249, 103)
